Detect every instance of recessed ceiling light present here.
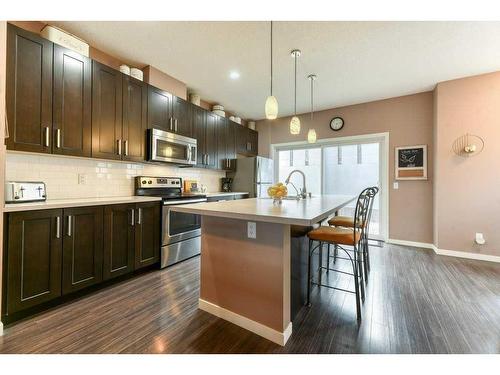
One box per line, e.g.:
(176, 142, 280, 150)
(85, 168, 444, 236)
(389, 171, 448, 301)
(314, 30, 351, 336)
(229, 71, 240, 80)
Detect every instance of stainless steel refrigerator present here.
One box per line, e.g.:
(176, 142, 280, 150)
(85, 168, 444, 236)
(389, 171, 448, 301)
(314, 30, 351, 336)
(228, 156, 274, 198)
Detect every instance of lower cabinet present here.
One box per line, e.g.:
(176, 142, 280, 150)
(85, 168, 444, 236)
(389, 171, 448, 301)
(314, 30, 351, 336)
(6, 209, 62, 314)
(134, 202, 161, 270)
(62, 206, 103, 294)
(103, 203, 136, 280)
(3, 201, 161, 317)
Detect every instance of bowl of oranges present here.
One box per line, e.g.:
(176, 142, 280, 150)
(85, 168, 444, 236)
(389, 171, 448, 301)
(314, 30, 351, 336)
(267, 183, 288, 204)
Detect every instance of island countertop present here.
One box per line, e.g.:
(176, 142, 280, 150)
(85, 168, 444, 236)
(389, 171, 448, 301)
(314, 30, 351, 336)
(171, 195, 356, 226)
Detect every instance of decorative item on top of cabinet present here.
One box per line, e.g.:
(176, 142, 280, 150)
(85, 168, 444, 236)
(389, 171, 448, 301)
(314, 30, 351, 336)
(53, 45, 92, 157)
(91, 61, 123, 160)
(6, 209, 63, 315)
(6, 24, 53, 154)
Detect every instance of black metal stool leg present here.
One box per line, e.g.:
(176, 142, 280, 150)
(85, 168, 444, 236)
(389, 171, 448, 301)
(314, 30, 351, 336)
(357, 246, 365, 302)
(318, 242, 323, 285)
(327, 243, 330, 273)
(306, 239, 313, 306)
(352, 244, 362, 321)
(363, 235, 369, 285)
(334, 244, 338, 264)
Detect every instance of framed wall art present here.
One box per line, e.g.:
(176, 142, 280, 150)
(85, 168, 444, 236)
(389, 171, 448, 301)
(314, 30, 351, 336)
(395, 145, 427, 180)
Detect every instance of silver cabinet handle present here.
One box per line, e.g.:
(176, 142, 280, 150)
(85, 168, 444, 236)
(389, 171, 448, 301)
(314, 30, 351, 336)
(207, 154, 210, 165)
(44, 127, 50, 147)
(56, 216, 61, 239)
(137, 208, 142, 225)
(55, 129, 61, 148)
(67, 215, 72, 237)
(174, 118, 178, 132)
(131, 209, 135, 226)
(169, 117, 174, 131)
(117, 139, 122, 155)
(124, 140, 128, 156)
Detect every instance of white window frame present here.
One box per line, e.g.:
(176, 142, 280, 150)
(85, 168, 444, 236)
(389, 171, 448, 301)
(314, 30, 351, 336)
(271, 132, 389, 241)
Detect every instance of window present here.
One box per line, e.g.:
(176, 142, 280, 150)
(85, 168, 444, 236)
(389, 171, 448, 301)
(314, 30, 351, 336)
(278, 148, 322, 196)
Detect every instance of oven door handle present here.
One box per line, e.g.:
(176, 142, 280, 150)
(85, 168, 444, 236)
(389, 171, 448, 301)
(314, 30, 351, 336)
(163, 198, 207, 206)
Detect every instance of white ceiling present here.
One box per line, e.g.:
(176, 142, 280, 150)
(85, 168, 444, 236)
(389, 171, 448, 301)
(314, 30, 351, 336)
(53, 21, 500, 120)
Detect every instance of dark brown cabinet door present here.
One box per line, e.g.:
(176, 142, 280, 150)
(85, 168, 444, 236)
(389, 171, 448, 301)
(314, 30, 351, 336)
(134, 202, 160, 270)
(226, 120, 237, 170)
(62, 206, 103, 295)
(6, 209, 62, 314)
(192, 106, 206, 168)
(216, 117, 228, 170)
(103, 204, 135, 280)
(172, 96, 192, 137)
(147, 86, 173, 132)
(248, 129, 258, 156)
(6, 24, 53, 153)
(53, 45, 92, 157)
(205, 112, 218, 169)
(91, 61, 123, 160)
(236, 125, 249, 155)
(122, 75, 147, 162)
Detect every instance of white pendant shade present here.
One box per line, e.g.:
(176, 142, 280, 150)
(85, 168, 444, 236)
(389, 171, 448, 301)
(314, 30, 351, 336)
(265, 95, 278, 120)
(290, 116, 301, 135)
(307, 129, 317, 143)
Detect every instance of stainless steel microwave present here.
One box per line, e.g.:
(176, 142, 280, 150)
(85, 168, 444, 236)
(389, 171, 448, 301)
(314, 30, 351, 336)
(148, 128, 197, 166)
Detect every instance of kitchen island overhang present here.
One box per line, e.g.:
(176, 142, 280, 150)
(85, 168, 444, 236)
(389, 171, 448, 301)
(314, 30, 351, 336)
(171, 195, 356, 346)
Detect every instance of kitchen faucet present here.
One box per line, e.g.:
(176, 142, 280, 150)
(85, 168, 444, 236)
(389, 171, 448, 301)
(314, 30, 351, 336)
(285, 170, 308, 199)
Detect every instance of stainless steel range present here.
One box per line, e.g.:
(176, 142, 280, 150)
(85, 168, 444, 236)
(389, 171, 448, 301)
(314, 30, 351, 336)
(135, 176, 206, 268)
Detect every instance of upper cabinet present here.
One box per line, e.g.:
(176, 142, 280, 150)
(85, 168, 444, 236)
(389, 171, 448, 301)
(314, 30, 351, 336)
(91, 61, 123, 160)
(53, 45, 92, 157)
(147, 86, 173, 132)
(4, 23, 258, 166)
(122, 75, 148, 162)
(6, 24, 53, 153)
(172, 96, 192, 137)
(236, 126, 258, 156)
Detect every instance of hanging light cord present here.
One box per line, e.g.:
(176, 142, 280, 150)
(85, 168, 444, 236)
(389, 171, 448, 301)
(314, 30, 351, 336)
(270, 21, 273, 96)
(310, 77, 314, 121)
(294, 53, 297, 115)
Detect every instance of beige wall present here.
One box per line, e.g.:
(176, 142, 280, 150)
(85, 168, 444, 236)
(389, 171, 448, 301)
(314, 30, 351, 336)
(142, 65, 187, 100)
(257, 92, 434, 243)
(434, 71, 500, 256)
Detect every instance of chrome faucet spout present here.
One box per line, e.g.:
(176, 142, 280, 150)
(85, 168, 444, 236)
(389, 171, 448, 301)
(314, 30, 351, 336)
(284, 169, 308, 199)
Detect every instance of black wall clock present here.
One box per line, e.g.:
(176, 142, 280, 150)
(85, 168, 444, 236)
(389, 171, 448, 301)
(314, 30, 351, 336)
(330, 117, 344, 131)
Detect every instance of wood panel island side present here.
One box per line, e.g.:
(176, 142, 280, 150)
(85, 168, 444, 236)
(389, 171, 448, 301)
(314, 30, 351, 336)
(171, 195, 355, 346)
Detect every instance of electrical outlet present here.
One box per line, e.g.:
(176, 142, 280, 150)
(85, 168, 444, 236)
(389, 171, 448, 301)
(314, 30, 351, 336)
(78, 173, 87, 185)
(393, 182, 399, 189)
(247, 222, 257, 239)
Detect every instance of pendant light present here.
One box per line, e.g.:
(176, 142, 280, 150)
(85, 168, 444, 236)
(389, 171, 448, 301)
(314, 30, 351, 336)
(265, 21, 278, 120)
(290, 49, 301, 135)
(307, 74, 317, 143)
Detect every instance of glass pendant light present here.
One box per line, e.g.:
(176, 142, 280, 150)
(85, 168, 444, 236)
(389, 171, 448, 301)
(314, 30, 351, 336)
(265, 21, 278, 119)
(307, 74, 317, 143)
(290, 49, 301, 135)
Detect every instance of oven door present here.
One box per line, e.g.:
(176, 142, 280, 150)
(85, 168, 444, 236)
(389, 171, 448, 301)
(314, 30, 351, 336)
(162, 198, 207, 245)
(149, 128, 197, 165)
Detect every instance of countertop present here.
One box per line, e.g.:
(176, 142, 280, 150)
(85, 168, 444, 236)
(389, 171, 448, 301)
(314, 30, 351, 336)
(171, 195, 356, 226)
(206, 192, 249, 197)
(3, 196, 162, 212)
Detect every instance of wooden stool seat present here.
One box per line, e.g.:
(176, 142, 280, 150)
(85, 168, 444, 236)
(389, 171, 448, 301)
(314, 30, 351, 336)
(307, 226, 361, 246)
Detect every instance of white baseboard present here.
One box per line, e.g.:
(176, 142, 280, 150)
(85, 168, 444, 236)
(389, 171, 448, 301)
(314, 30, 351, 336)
(199, 298, 292, 346)
(387, 238, 435, 250)
(387, 238, 500, 263)
(433, 247, 500, 263)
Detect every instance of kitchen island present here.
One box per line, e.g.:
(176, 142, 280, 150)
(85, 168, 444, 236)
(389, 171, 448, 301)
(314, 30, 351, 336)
(171, 195, 356, 346)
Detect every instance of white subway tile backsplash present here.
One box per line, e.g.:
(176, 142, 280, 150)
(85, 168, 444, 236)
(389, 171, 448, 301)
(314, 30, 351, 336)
(6, 152, 225, 200)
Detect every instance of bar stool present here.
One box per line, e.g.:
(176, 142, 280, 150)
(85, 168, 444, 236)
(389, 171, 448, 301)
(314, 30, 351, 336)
(327, 187, 379, 283)
(305, 188, 372, 321)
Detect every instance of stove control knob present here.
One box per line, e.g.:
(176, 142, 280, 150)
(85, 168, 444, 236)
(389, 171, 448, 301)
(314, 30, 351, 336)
(148, 180, 152, 184)
(141, 180, 147, 184)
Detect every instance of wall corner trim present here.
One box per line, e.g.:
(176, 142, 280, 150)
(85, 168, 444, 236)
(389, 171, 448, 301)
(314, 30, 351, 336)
(0, 322, 3, 336)
(387, 238, 500, 263)
(198, 298, 292, 346)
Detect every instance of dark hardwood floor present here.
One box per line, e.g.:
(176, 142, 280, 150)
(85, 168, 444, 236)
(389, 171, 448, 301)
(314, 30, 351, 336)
(1, 243, 499, 354)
